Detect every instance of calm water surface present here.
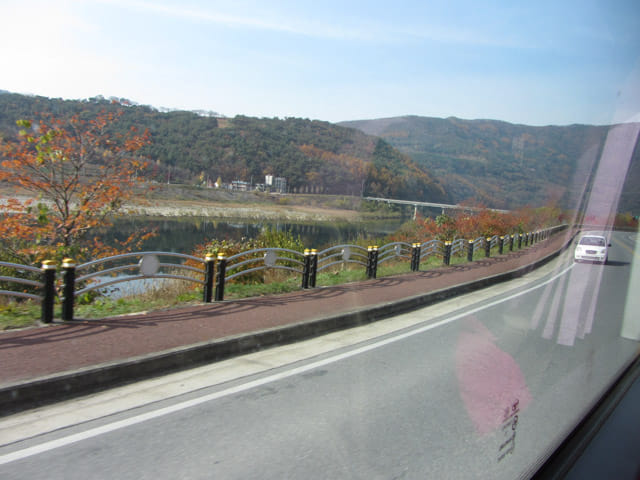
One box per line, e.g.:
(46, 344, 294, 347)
(105, 217, 406, 254)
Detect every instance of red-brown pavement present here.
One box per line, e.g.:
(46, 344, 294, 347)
(0, 231, 573, 390)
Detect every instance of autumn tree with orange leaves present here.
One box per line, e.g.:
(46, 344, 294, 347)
(390, 204, 566, 243)
(0, 111, 151, 263)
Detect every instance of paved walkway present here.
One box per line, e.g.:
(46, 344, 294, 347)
(0, 231, 574, 412)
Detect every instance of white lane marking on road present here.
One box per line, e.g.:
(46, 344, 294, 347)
(0, 263, 575, 466)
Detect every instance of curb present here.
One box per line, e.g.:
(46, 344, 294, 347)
(0, 233, 574, 416)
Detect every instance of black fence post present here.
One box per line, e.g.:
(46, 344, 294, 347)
(61, 258, 76, 321)
(485, 238, 491, 258)
(203, 254, 215, 303)
(302, 249, 311, 289)
(524, 233, 529, 247)
(41, 260, 56, 324)
(214, 254, 227, 301)
(371, 246, 379, 279)
(443, 241, 452, 266)
(366, 246, 373, 278)
(467, 240, 474, 262)
(309, 249, 318, 288)
(411, 243, 421, 272)
(499, 236, 504, 255)
(410, 243, 416, 271)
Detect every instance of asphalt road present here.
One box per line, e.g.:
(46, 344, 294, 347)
(0, 232, 637, 479)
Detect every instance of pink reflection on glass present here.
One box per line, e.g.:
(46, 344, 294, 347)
(455, 317, 532, 435)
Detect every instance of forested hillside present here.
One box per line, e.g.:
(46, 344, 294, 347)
(341, 116, 640, 212)
(0, 93, 447, 202)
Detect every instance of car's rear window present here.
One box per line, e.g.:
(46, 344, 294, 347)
(579, 237, 605, 246)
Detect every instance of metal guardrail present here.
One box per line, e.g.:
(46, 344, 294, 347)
(316, 244, 369, 272)
(74, 252, 206, 296)
(0, 225, 567, 322)
(225, 248, 305, 281)
(0, 260, 55, 322)
(0, 261, 43, 301)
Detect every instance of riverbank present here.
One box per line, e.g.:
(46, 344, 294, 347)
(128, 184, 405, 222)
(1, 184, 406, 222)
(126, 198, 361, 221)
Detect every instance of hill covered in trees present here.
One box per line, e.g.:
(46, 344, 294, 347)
(341, 116, 640, 212)
(0, 93, 447, 203)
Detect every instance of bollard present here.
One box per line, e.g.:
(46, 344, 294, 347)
(485, 238, 491, 258)
(203, 254, 215, 303)
(309, 249, 318, 288)
(371, 246, 379, 279)
(499, 236, 504, 255)
(366, 246, 373, 278)
(411, 243, 421, 272)
(518, 233, 523, 249)
(443, 241, 452, 266)
(214, 253, 227, 301)
(410, 243, 416, 271)
(301, 249, 311, 289)
(41, 260, 56, 324)
(61, 258, 76, 321)
(509, 234, 514, 251)
(467, 240, 474, 262)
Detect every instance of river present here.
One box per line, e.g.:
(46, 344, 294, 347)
(105, 216, 407, 255)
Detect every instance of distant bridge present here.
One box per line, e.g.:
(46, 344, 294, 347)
(363, 197, 510, 219)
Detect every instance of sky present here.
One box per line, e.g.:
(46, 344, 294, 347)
(1, 0, 639, 126)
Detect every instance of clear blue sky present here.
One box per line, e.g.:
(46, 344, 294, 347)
(1, 0, 638, 126)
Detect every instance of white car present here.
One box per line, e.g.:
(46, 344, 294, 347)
(574, 233, 610, 264)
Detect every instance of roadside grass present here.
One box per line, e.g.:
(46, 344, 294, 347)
(0, 300, 41, 330)
(0, 241, 524, 331)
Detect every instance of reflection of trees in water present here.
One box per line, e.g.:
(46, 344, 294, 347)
(99, 218, 404, 254)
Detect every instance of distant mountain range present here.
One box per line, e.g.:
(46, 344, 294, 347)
(0, 93, 447, 203)
(0, 91, 637, 212)
(340, 116, 639, 212)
